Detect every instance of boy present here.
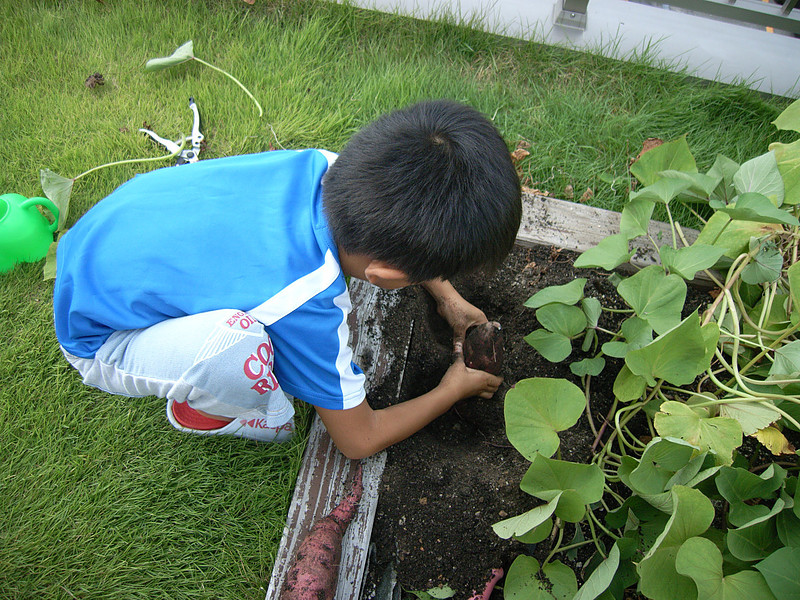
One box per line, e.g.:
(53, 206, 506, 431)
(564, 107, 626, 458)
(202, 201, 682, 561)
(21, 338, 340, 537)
(53, 99, 522, 459)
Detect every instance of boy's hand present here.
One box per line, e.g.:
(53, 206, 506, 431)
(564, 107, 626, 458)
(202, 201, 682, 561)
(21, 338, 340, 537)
(439, 353, 502, 400)
(421, 279, 487, 344)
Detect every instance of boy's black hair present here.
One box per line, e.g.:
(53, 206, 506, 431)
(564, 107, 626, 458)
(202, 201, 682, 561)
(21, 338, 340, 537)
(323, 99, 522, 283)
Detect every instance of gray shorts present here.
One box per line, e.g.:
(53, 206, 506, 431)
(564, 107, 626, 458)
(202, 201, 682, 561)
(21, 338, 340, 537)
(62, 308, 295, 428)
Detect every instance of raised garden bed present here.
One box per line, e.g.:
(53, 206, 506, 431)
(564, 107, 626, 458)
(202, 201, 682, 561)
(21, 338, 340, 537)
(265, 192, 706, 599)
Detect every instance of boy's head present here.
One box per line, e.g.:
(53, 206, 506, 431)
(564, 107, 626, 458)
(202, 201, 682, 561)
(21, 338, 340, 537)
(323, 99, 521, 283)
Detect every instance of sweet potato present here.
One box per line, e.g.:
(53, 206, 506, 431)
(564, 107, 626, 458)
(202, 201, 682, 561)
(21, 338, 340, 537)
(281, 464, 363, 600)
(463, 321, 504, 375)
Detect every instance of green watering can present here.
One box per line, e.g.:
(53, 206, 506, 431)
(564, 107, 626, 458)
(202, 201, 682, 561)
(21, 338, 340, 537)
(0, 193, 60, 273)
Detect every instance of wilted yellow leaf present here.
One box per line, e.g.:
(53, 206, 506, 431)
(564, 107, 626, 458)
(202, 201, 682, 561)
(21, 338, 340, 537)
(751, 426, 796, 456)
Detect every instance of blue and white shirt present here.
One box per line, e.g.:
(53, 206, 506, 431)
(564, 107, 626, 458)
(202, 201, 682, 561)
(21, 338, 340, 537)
(53, 149, 366, 410)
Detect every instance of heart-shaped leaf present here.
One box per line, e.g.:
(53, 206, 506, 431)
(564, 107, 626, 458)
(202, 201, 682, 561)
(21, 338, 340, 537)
(637, 486, 714, 600)
(769, 138, 800, 206)
(756, 547, 800, 600)
(524, 278, 587, 308)
(505, 378, 586, 459)
(574, 233, 634, 270)
(625, 312, 719, 387)
(654, 401, 742, 465)
(659, 243, 726, 281)
(524, 329, 573, 362)
(492, 493, 560, 539)
(676, 537, 777, 600)
(711, 192, 798, 226)
(40, 168, 74, 230)
(630, 136, 697, 187)
(617, 266, 686, 335)
(573, 543, 620, 600)
(521, 454, 604, 522)
(733, 152, 785, 206)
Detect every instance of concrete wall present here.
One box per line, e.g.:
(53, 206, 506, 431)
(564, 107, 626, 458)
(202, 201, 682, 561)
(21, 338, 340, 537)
(343, 0, 800, 98)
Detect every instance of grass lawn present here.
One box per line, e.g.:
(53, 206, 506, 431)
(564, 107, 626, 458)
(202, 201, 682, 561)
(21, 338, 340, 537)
(0, 1, 794, 598)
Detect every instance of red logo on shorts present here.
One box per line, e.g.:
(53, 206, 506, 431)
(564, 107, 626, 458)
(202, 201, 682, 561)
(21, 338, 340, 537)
(243, 340, 279, 395)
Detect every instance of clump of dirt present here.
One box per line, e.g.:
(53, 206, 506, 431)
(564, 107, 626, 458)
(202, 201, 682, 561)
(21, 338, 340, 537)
(361, 243, 670, 598)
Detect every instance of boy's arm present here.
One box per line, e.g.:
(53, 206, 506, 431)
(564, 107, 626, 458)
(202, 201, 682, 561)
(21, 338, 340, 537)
(315, 354, 501, 459)
(421, 279, 487, 345)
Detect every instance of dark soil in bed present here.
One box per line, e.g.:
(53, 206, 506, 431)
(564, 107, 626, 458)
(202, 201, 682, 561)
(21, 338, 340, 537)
(359, 243, 711, 599)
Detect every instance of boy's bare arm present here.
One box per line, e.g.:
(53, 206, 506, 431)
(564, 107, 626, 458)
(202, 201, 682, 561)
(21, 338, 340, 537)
(316, 355, 501, 459)
(421, 279, 487, 344)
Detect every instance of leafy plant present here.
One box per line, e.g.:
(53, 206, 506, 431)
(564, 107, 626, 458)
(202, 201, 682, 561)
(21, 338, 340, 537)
(496, 97, 800, 599)
(145, 41, 263, 117)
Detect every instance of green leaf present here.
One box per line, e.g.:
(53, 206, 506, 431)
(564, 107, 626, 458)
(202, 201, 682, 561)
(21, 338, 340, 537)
(573, 544, 620, 600)
(654, 401, 742, 465)
(570, 357, 605, 377)
(602, 316, 653, 359)
(769, 138, 800, 205)
(145, 40, 195, 71)
(712, 192, 799, 226)
(582, 297, 602, 328)
(740, 239, 783, 285)
(525, 329, 573, 362)
(625, 312, 719, 386)
(521, 454, 604, 522)
(708, 154, 740, 205)
(620, 198, 655, 239)
(733, 152, 785, 206)
(660, 169, 721, 197)
(505, 378, 586, 460)
(536, 304, 587, 337)
(716, 465, 786, 527)
(626, 437, 698, 496)
(756, 547, 800, 600)
(630, 136, 698, 187)
(493, 495, 560, 539)
(776, 509, 800, 547)
(718, 401, 781, 436)
(524, 279, 587, 308)
(612, 364, 647, 402)
(659, 243, 727, 281)
(637, 486, 715, 600)
(42, 240, 58, 281)
(40, 168, 74, 230)
(617, 266, 686, 335)
(676, 537, 777, 600)
(504, 556, 577, 600)
(425, 586, 455, 599)
(728, 519, 781, 562)
(573, 234, 634, 270)
(788, 262, 800, 322)
(768, 339, 800, 388)
(630, 177, 693, 204)
(773, 97, 800, 133)
(695, 211, 783, 259)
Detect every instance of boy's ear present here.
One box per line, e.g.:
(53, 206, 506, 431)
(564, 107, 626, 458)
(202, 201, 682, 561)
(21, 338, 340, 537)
(364, 260, 411, 290)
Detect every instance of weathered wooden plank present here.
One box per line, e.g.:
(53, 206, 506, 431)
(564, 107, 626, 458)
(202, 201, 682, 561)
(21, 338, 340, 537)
(265, 281, 411, 600)
(517, 192, 701, 273)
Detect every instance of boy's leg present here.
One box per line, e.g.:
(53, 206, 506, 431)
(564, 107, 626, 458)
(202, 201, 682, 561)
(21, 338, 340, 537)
(62, 309, 295, 442)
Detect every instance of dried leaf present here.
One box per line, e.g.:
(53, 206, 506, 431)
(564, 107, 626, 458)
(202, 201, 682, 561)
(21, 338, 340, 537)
(751, 426, 796, 456)
(631, 137, 665, 165)
(510, 148, 530, 163)
(579, 187, 593, 203)
(564, 184, 574, 199)
(84, 72, 105, 88)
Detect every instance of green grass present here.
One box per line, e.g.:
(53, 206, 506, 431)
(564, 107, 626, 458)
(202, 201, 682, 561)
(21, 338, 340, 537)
(0, 1, 794, 598)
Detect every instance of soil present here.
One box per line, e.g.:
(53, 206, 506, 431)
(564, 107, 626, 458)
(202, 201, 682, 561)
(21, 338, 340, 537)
(361, 243, 710, 599)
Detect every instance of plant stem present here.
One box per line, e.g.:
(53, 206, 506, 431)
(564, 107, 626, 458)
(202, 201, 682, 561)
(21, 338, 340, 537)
(192, 56, 264, 117)
(73, 141, 185, 181)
